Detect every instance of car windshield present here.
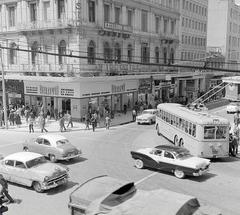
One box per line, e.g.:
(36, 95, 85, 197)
(26, 156, 48, 168)
(56, 139, 70, 146)
(142, 110, 153, 115)
(174, 150, 193, 160)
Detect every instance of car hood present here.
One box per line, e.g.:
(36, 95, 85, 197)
(31, 163, 67, 179)
(57, 144, 79, 153)
(137, 114, 153, 119)
(178, 157, 210, 169)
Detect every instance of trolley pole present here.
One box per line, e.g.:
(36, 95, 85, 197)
(0, 48, 8, 129)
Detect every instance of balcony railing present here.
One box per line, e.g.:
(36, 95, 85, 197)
(3, 63, 177, 77)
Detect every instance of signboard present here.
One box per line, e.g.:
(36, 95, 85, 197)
(138, 78, 152, 94)
(104, 22, 133, 33)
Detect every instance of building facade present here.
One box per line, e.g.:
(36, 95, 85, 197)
(208, 0, 240, 70)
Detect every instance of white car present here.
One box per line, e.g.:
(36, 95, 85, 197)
(0, 152, 69, 192)
(226, 102, 240, 114)
(136, 109, 157, 124)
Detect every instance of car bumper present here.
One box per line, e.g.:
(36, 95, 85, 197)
(193, 168, 209, 176)
(59, 153, 81, 160)
(42, 177, 68, 190)
(136, 119, 151, 124)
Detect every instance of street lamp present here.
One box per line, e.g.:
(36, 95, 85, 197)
(0, 48, 8, 129)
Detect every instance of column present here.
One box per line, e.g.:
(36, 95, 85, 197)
(122, 5, 127, 25)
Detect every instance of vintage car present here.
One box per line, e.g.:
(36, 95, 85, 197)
(23, 134, 82, 162)
(130, 145, 210, 179)
(226, 102, 240, 114)
(68, 175, 222, 215)
(136, 109, 157, 124)
(0, 152, 69, 192)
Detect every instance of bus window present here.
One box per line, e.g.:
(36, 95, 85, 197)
(182, 119, 185, 131)
(192, 124, 196, 137)
(163, 111, 166, 120)
(204, 126, 215, 139)
(189, 122, 192, 135)
(179, 118, 182, 128)
(166, 113, 169, 123)
(216, 126, 227, 139)
(176, 117, 179, 127)
(185, 121, 189, 133)
(170, 114, 173, 125)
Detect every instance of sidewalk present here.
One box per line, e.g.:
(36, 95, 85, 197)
(0, 111, 134, 133)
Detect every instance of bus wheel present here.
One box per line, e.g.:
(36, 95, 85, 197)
(174, 135, 178, 145)
(157, 125, 161, 136)
(174, 169, 185, 179)
(179, 139, 184, 147)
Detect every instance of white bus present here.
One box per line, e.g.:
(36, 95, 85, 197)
(156, 103, 230, 158)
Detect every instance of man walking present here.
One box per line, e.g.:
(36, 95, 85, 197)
(91, 114, 97, 132)
(29, 112, 35, 133)
(59, 114, 66, 132)
(39, 114, 48, 133)
(66, 111, 73, 128)
(132, 109, 137, 122)
(105, 115, 111, 130)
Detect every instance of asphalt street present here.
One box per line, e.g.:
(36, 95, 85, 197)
(0, 105, 240, 215)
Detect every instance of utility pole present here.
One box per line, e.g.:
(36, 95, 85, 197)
(0, 48, 8, 129)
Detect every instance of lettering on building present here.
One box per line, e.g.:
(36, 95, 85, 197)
(26, 86, 38, 94)
(39, 85, 59, 96)
(60, 88, 74, 97)
(112, 84, 125, 93)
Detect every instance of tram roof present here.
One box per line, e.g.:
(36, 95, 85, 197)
(222, 76, 240, 84)
(157, 103, 229, 125)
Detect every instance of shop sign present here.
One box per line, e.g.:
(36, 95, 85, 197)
(104, 22, 133, 33)
(112, 83, 125, 94)
(138, 78, 152, 94)
(39, 85, 59, 96)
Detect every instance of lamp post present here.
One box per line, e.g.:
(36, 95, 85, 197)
(0, 48, 8, 129)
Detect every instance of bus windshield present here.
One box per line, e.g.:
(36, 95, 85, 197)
(204, 126, 227, 139)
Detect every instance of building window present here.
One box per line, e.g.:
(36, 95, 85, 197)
(141, 43, 150, 63)
(156, 16, 160, 33)
(104, 4, 110, 22)
(163, 47, 167, 64)
(155, 47, 160, 63)
(127, 44, 133, 62)
(171, 20, 175, 34)
(31, 41, 38, 65)
(87, 40, 96, 64)
(170, 48, 175, 64)
(30, 3, 37, 22)
(115, 7, 121, 24)
(104, 42, 111, 63)
(164, 19, 168, 33)
(9, 43, 17, 65)
(58, 40, 66, 65)
(127, 9, 132, 26)
(57, 0, 65, 19)
(141, 10, 148, 32)
(114, 43, 121, 63)
(8, 6, 16, 27)
(89, 1, 95, 23)
(43, 1, 50, 21)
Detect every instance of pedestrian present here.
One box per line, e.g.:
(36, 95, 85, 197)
(9, 110, 15, 126)
(105, 115, 111, 130)
(59, 114, 66, 132)
(123, 104, 127, 114)
(132, 109, 137, 122)
(39, 114, 48, 133)
(24, 107, 30, 124)
(90, 114, 97, 132)
(15, 113, 21, 128)
(29, 112, 35, 133)
(66, 111, 73, 128)
(85, 114, 90, 130)
(0, 174, 14, 204)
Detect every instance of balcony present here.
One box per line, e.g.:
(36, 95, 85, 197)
(3, 62, 174, 77)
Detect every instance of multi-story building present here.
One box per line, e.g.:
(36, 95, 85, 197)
(208, 0, 240, 70)
(0, 0, 182, 120)
(175, 0, 208, 102)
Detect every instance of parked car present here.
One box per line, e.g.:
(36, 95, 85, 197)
(130, 145, 210, 179)
(0, 152, 69, 192)
(23, 134, 82, 162)
(136, 109, 157, 124)
(68, 175, 222, 215)
(226, 102, 240, 114)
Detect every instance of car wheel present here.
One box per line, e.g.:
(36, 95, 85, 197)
(33, 181, 43, 193)
(156, 125, 161, 136)
(137, 122, 140, 125)
(134, 159, 144, 169)
(23, 147, 29, 152)
(174, 135, 178, 145)
(179, 139, 184, 147)
(49, 154, 57, 163)
(174, 169, 185, 179)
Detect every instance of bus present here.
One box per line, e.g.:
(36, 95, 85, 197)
(156, 103, 230, 158)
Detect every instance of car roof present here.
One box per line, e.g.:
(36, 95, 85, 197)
(4, 152, 43, 163)
(37, 134, 67, 142)
(155, 145, 189, 153)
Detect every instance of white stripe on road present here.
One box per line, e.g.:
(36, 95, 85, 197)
(135, 172, 158, 185)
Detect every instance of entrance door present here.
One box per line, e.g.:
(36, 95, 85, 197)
(62, 99, 71, 114)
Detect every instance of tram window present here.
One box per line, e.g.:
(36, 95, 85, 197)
(216, 126, 227, 139)
(204, 126, 215, 139)
(185, 121, 189, 133)
(192, 124, 196, 137)
(176, 117, 179, 127)
(189, 122, 192, 135)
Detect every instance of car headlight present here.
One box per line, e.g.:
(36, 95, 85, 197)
(44, 176, 49, 181)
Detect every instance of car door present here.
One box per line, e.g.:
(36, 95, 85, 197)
(148, 149, 164, 169)
(13, 161, 31, 186)
(161, 151, 177, 172)
(2, 160, 16, 183)
(31, 138, 44, 154)
(41, 138, 54, 157)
